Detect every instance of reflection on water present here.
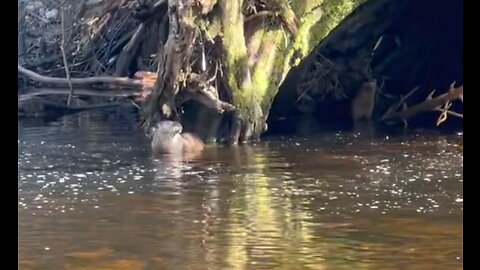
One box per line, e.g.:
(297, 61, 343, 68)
(18, 112, 463, 269)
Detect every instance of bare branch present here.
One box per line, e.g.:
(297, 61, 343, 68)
(60, 9, 74, 107)
(382, 83, 463, 121)
(380, 86, 419, 120)
(18, 65, 144, 89)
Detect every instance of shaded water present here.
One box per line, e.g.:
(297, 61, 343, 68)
(19, 112, 463, 270)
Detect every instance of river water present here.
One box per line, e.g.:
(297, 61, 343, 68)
(18, 111, 463, 269)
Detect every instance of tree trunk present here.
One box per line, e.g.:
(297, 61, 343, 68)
(142, 0, 365, 143)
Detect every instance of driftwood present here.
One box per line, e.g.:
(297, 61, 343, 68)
(19, 95, 128, 118)
(114, 23, 147, 77)
(114, 0, 169, 76)
(18, 65, 150, 119)
(20, 88, 141, 99)
(181, 90, 236, 113)
(19, 0, 166, 76)
(381, 83, 463, 122)
(19, 64, 235, 117)
(18, 65, 145, 90)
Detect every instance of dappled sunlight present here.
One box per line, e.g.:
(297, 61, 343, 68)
(19, 117, 462, 269)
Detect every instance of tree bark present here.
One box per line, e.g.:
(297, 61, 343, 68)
(142, 0, 198, 130)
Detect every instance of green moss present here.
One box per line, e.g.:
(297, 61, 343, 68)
(220, 0, 261, 120)
(247, 29, 265, 61)
(250, 30, 284, 110)
(246, 0, 364, 120)
(210, 0, 365, 130)
(291, 0, 325, 17)
(295, 6, 325, 57)
(308, 0, 361, 49)
(279, 0, 363, 85)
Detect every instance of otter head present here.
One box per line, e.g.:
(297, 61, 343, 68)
(151, 120, 185, 155)
(154, 120, 183, 135)
(151, 120, 205, 157)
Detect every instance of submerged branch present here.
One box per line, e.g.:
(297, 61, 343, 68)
(381, 83, 463, 121)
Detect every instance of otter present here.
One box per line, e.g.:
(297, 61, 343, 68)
(151, 120, 204, 155)
(352, 80, 377, 122)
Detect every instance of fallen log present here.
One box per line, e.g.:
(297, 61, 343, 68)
(17, 65, 154, 119)
(18, 95, 130, 119)
(19, 88, 141, 99)
(133, 71, 157, 88)
(18, 65, 145, 90)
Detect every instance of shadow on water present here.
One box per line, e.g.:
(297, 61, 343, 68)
(19, 111, 462, 269)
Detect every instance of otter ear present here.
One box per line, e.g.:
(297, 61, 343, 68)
(147, 125, 157, 139)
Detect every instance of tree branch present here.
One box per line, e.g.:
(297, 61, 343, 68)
(382, 83, 463, 121)
(18, 65, 144, 89)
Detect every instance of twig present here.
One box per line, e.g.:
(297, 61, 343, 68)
(372, 36, 383, 52)
(433, 108, 463, 118)
(60, 9, 74, 107)
(25, 10, 49, 24)
(129, 101, 142, 110)
(436, 101, 452, 126)
(380, 86, 419, 120)
(296, 68, 333, 103)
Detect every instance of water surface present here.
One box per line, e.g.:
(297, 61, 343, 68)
(18, 112, 463, 269)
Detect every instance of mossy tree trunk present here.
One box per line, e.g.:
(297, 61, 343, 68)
(143, 0, 364, 144)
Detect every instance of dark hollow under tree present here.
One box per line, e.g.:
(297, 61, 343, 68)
(267, 0, 463, 135)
